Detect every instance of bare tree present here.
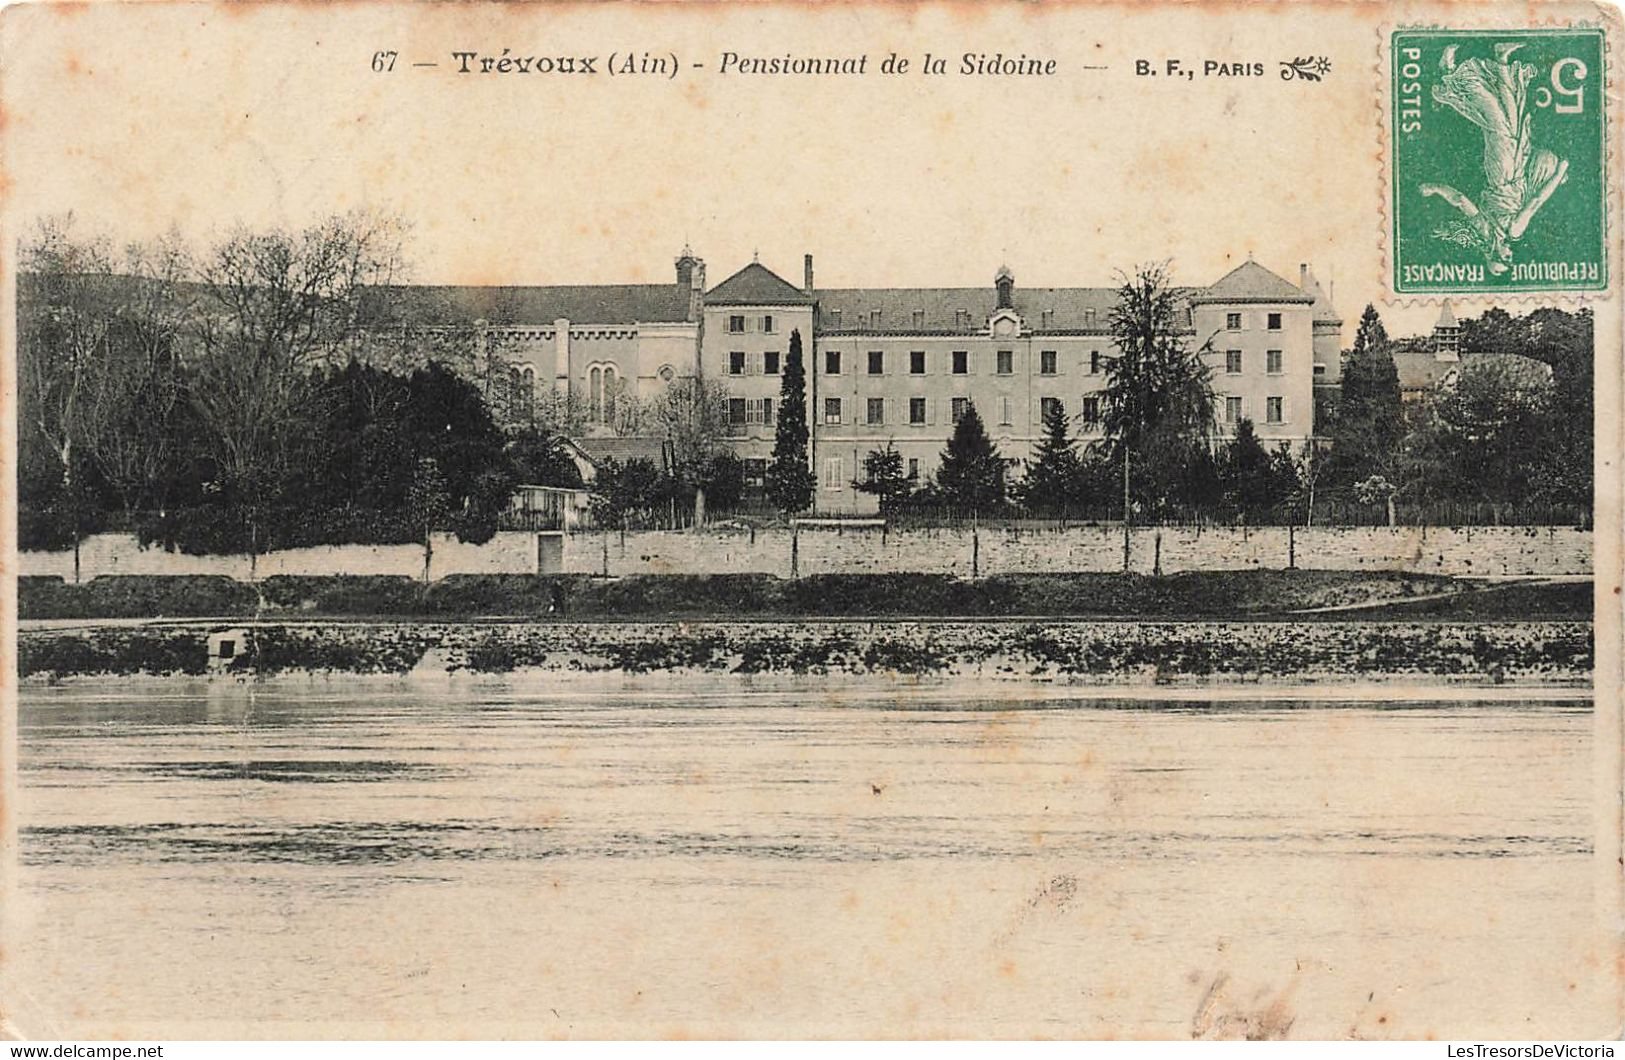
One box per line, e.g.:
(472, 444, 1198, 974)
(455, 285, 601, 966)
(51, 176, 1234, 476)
(649, 375, 729, 482)
(18, 215, 119, 579)
(79, 230, 196, 517)
(189, 209, 408, 562)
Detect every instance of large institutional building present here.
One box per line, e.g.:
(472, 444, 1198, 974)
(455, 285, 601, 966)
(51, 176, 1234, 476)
(362, 250, 1342, 512)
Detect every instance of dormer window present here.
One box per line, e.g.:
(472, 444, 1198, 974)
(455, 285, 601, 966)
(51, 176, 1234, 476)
(1084, 308, 1098, 327)
(870, 309, 883, 328)
(955, 309, 971, 328)
(829, 309, 843, 328)
(1041, 309, 1054, 329)
(912, 309, 925, 329)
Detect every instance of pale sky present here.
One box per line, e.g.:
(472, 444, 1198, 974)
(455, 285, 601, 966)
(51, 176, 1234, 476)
(3, 1, 1598, 337)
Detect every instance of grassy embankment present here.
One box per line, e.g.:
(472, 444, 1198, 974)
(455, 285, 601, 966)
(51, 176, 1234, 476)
(18, 570, 1592, 622)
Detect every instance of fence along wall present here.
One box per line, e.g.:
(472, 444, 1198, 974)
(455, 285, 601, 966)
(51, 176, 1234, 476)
(20, 525, 1592, 582)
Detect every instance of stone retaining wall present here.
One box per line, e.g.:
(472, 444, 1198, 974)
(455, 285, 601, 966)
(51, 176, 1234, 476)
(20, 524, 1591, 582)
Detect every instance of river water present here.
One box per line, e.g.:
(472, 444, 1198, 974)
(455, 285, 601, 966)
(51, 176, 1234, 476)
(6, 677, 1610, 1038)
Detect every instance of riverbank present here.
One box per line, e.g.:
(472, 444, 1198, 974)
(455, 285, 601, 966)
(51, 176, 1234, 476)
(18, 617, 1593, 685)
(17, 570, 1593, 622)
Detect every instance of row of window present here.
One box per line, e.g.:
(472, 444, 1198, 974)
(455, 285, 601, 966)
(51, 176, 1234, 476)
(727, 314, 777, 334)
(1225, 349, 1286, 374)
(1226, 311, 1284, 331)
(729, 348, 1294, 377)
(823, 308, 1105, 331)
(796, 394, 1291, 428)
(816, 349, 1110, 377)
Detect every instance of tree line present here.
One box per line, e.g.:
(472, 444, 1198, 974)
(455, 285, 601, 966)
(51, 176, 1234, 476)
(17, 213, 597, 571)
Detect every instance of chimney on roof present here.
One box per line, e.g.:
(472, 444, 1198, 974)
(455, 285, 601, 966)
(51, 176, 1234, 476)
(804, 254, 814, 295)
(995, 265, 1014, 310)
(676, 245, 699, 289)
(1300, 263, 1309, 290)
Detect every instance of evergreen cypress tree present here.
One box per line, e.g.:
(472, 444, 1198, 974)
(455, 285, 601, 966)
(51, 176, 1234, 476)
(1021, 399, 1082, 513)
(765, 329, 815, 514)
(1220, 418, 1274, 520)
(935, 402, 1006, 511)
(1330, 304, 1404, 488)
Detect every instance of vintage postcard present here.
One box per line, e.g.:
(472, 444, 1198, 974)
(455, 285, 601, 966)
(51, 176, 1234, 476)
(1, 0, 1622, 1042)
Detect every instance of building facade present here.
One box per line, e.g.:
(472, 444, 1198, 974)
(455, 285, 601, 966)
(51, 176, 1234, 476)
(361, 249, 1340, 512)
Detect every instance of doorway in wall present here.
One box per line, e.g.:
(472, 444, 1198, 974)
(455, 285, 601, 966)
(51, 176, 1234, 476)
(537, 533, 564, 574)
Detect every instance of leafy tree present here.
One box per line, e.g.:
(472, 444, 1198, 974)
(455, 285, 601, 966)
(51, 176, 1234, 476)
(854, 444, 914, 515)
(935, 402, 1006, 511)
(589, 457, 672, 527)
(766, 329, 815, 514)
(1401, 358, 1558, 510)
(1456, 305, 1592, 509)
(508, 427, 585, 489)
(698, 451, 746, 512)
(1328, 303, 1404, 493)
(1102, 262, 1217, 515)
(1021, 400, 1085, 514)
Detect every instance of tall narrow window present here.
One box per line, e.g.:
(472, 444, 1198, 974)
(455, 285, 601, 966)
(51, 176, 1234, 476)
(1040, 396, 1062, 421)
(867, 350, 884, 375)
(823, 457, 844, 490)
(952, 350, 968, 375)
(729, 351, 746, 375)
(910, 350, 926, 374)
(825, 350, 842, 375)
(1266, 349, 1283, 374)
(867, 397, 885, 426)
(952, 397, 968, 422)
(1266, 396, 1284, 424)
(996, 350, 1013, 375)
(1040, 350, 1057, 375)
(762, 314, 775, 333)
(764, 350, 781, 375)
(909, 397, 926, 424)
(1226, 350, 1243, 374)
(1226, 312, 1242, 331)
(824, 397, 843, 425)
(729, 315, 747, 333)
(1090, 351, 1102, 375)
(1226, 396, 1243, 423)
(1081, 396, 1100, 425)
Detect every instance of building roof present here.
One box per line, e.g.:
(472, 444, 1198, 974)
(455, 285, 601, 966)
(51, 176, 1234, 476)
(569, 435, 670, 470)
(705, 262, 813, 305)
(1436, 300, 1458, 329)
(357, 284, 691, 327)
(1394, 348, 1554, 393)
(1393, 348, 1459, 391)
(815, 286, 1194, 334)
(1300, 266, 1342, 325)
(1188, 260, 1314, 305)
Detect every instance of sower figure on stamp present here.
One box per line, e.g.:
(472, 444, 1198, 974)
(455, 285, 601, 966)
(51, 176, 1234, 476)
(1421, 42, 1570, 275)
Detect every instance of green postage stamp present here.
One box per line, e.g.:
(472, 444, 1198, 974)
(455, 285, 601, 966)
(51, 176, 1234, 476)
(1391, 27, 1607, 294)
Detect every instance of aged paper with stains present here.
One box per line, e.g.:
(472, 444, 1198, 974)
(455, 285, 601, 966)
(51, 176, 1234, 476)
(1, 0, 1622, 1040)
